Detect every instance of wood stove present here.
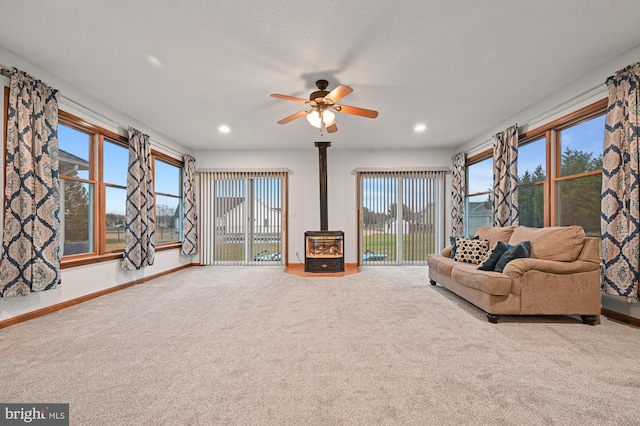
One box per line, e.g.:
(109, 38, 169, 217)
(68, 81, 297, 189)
(304, 141, 345, 273)
(305, 231, 344, 273)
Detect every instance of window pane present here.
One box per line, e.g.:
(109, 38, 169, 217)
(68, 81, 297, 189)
(465, 194, 492, 237)
(556, 174, 602, 237)
(519, 138, 546, 183)
(559, 115, 605, 176)
(61, 179, 93, 255)
(59, 124, 91, 179)
(519, 184, 544, 228)
(154, 160, 180, 195)
(104, 140, 129, 187)
(105, 186, 127, 251)
(361, 176, 397, 262)
(467, 158, 493, 195)
(252, 177, 283, 263)
(214, 179, 246, 262)
(156, 195, 182, 243)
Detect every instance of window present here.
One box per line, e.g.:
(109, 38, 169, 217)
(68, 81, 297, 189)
(54, 110, 184, 267)
(556, 114, 605, 236)
(103, 140, 129, 251)
(518, 99, 606, 236)
(153, 155, 183, 245)
(59, 123, 94, 256)
(465, 154, 493, 237)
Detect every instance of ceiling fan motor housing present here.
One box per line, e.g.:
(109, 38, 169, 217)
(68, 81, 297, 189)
(310, 79, 330, 101)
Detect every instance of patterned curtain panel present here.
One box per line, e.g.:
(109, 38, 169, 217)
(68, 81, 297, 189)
(601, 62, 640, 303)
(492, 125, 519, 227)
(122, 128, 155, 270)
(451, 152, 466, 238)
(181, 154, 198, 255)
(0, 69, 60, 297)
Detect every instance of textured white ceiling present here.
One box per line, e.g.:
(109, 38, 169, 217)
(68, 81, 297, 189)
(1, 0, 639, 151)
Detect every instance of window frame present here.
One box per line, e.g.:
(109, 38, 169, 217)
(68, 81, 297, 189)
(517, 135, 549, 227)
(58, 118, 96, 260)
(101, 136, 130, 254)
(151, 151, 184, 249)
(464, 149, 493, 237)
(519, 98, 606, 229)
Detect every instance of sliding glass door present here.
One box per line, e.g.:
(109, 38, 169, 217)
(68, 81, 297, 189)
(199, 171, 287, 265)
(358, 171, 445, 265)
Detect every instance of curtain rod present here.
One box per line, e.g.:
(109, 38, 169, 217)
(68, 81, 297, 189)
(0, 64, 12, 78)
(0, 63, 186, 159)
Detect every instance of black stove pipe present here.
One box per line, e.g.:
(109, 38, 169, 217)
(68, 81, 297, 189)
(314, 141, 330, 231)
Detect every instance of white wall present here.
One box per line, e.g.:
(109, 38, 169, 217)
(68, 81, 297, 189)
(0, 47, 195, 323)
(458, 44, 640, 156)
(194, 148, 454, 264)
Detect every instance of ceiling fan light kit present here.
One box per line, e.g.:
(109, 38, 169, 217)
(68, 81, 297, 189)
(306, 109, 335, 128)
(271, 79, 378, 134)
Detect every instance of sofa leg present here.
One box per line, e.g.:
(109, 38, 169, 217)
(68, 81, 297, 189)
(486, 313, 500, 324)
(429, 279, 436, 286)
(581, 315, 598, 326)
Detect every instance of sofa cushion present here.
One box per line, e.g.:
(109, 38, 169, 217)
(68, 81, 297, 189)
(508, 226, 585, 262)
(494, 241, 531, 273)
(428, 254, 457, 277)
(451, 263, 513, 296)
(477, 241, 510, 271)
(454, 238, 490, 264)
(474, 226, 516, 248)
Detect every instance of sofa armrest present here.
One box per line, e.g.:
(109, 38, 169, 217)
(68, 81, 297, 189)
(441, 246, 452, 257)
(502, 258, 600, 278)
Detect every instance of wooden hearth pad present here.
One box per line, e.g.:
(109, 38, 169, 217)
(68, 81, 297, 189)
(285, 263, 360, 277)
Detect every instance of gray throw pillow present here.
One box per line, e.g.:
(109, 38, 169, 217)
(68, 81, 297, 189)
(477, 241, 509, 271)
(494, 241, 531, 273)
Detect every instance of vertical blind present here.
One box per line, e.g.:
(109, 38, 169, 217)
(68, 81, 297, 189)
(199, 171, 287, 266)
(358, 170, 445, 265)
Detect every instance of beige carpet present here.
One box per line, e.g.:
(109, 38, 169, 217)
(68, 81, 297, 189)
(1, 266, 638, 425)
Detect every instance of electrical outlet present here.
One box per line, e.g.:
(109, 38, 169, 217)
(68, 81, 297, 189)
(295, 250, 299, 256)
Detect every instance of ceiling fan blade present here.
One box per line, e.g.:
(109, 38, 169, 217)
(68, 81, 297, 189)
(325, 85, 353, 102)
(326, 122, 338, 133)
(277, 110, 309, 124)
(334, 104, 378, 119)
(270, 94, 309, 103)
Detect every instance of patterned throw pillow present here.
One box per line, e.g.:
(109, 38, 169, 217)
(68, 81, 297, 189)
(449, 235, 479, 259)
(454, 238, 490, 264)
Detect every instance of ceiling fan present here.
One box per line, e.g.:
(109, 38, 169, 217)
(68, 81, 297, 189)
(271, 79, 378, 133)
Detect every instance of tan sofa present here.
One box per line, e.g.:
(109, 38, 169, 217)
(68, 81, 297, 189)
(427, 225, 602, 324)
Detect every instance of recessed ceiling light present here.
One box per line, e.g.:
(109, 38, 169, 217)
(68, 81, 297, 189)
(218, 125, 231, 134)
(414, 124, 427, 132)
(146, 54, 163, 68)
